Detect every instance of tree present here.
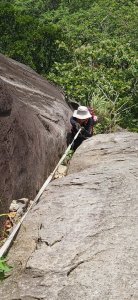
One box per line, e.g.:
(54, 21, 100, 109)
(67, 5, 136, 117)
(0, 0, 137, 132)
(48, 40, 138, 132)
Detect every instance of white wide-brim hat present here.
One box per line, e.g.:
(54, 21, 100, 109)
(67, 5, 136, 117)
(73, 106, 91, 119)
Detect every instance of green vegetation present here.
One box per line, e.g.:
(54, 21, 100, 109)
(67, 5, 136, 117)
(62, 149, 74, 165)
(0, 258, 12, 280)
(0, 0, 138, 132)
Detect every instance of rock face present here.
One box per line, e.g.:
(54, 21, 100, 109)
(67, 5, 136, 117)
(0, 54, 71, 223)
(0, 132, 137, 299)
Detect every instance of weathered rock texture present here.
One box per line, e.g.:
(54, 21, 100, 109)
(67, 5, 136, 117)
(0, 132, 137, 299)
(0, 53, 71, 223)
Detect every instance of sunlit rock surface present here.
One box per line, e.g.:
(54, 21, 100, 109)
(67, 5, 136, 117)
(0, 132, 137, 300)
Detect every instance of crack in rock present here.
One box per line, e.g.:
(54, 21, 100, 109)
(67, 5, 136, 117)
(86, 225, 120, 240)
(37, 236, 63, 247)
(67, 249, 113, 277)
(67, 260, 84, 276)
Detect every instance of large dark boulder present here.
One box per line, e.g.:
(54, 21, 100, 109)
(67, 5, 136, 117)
(0, 53, 71, 228)
(0, 80, 13, 115)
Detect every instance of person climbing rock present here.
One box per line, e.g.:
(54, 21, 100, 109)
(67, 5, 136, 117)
(70, 106, 97, 151)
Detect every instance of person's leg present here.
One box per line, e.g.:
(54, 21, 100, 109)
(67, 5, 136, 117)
(66, 132, 72, 146)
(72, 136, 84, 151)
(70, 129, 78, 150)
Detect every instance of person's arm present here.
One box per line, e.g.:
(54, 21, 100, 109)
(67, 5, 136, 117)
(82, 118, 93, 137)
(70, 116, 81, 131)
(70, 116, 77, 126)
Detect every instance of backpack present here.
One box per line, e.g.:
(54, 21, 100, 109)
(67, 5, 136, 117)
(88, 107, 98, 121)
(87, 107, 98, 134)
(88, 107, 95, 118)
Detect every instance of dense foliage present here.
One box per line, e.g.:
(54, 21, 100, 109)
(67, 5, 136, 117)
(0, 0, 138, 132)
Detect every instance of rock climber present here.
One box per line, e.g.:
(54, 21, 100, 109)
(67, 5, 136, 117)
(70, 105, 98, 151)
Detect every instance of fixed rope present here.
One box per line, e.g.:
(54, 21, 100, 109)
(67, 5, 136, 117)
(0, 128, 81, 258)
